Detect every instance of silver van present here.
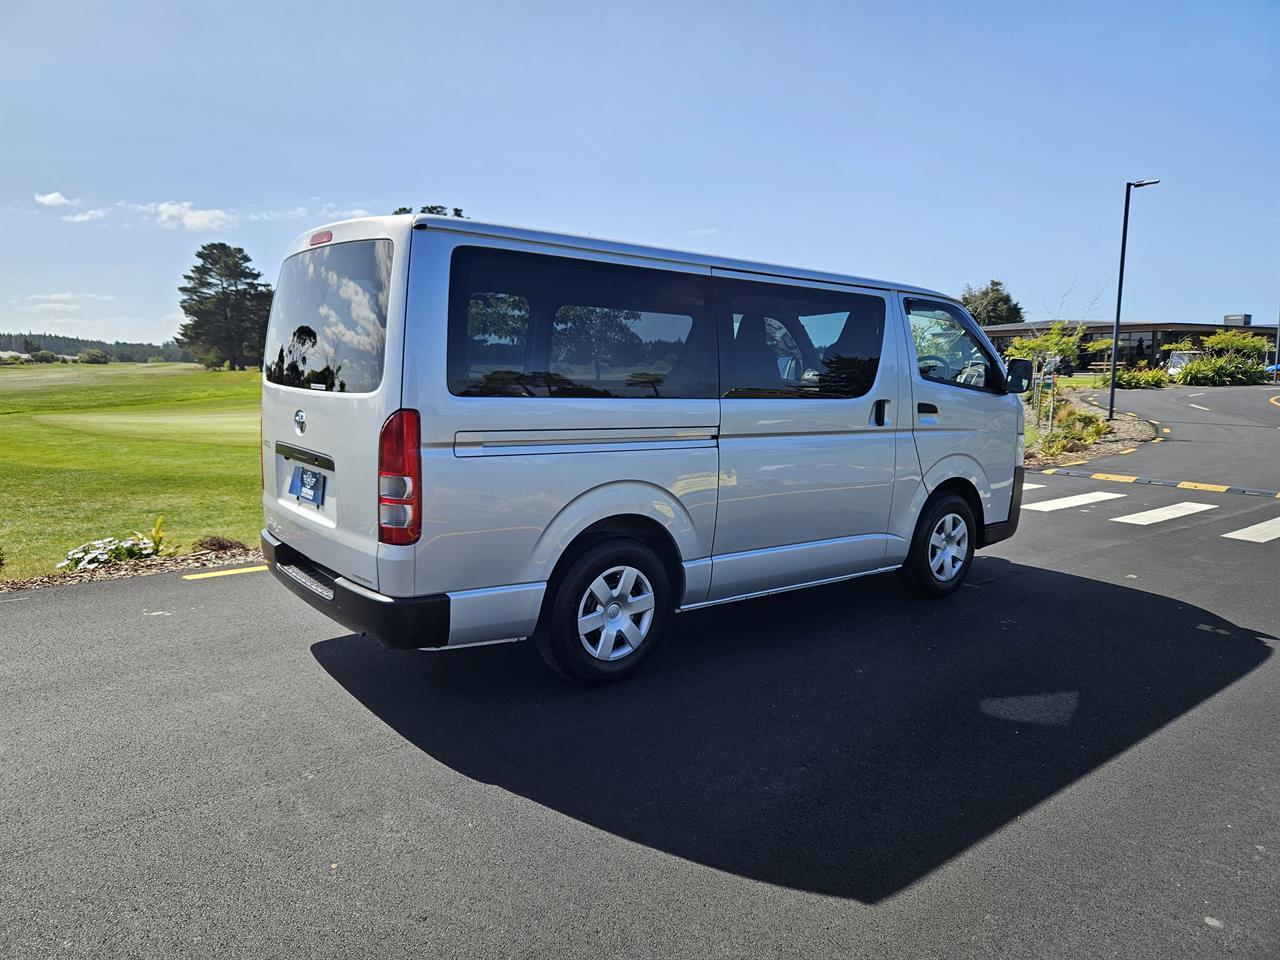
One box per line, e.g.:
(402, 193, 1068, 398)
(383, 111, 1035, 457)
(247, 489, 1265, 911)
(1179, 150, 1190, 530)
(261, 215, 1031, 681)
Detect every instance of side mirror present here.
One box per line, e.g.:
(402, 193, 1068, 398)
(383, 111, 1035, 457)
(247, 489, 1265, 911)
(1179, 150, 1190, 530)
(1005, 358, 1032, 394)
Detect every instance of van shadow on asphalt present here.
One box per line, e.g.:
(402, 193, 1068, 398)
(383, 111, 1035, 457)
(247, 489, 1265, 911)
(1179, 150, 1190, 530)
(311, 558, 1272, 904)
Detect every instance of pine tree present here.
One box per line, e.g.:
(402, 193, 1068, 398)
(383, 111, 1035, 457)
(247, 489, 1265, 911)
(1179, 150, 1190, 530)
(175, 243, 273, 370)
(960, 279, 1024, 327)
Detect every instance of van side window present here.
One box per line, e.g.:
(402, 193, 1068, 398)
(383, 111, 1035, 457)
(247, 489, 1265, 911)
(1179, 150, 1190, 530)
(904, 299, 998, 391)
(447, 247, 716, 398)
(719, 280, 885, 399)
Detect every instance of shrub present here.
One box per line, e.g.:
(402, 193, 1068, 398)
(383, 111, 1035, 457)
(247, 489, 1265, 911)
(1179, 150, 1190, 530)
(1053, 405, 1109, 443)
(57, 536, 161, 572)
(31, 350, 57, 363)
(55, 516, 173, 572)
(1112, 367, 1170, 389)
(193, 535, 247, 552)
(1202, 329, 1268, 359)
(78, 348, 111, 364)
(1176, 355, 1268, 386)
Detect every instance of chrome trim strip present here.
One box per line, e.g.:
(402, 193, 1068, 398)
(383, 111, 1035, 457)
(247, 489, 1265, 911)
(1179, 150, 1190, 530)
(455, 427, 718, 457)
(676, 564, 902, 613)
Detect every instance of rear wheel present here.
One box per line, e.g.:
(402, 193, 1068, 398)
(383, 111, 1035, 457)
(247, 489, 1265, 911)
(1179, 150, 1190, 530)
(534, 539, 671, 683)
(902, 493, 976, 597)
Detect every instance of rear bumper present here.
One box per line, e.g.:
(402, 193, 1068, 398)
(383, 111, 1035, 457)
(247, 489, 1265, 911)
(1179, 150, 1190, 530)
(261, 531, 448, 649)
(981, 465, 1024, 547)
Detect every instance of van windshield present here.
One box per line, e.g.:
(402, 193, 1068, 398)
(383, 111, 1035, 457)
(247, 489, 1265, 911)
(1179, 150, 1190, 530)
(264, 239, 393, 393)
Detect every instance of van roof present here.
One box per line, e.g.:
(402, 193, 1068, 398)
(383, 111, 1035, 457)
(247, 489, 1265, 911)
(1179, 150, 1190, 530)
(410, 214, 951, 300)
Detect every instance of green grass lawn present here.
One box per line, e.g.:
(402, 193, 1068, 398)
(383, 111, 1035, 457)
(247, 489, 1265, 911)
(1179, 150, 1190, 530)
(0, 363, 262, 579)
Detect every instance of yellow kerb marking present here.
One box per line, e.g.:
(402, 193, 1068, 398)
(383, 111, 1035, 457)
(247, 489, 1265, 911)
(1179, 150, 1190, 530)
(1177, 481, 1229, 493)
(1269, 395, 1280, 408)
(1152, 437, 1165, 443)
(1162, 427, 1171, 433)
(183, 565, 268, 581)
(1092, 473, 1137, 483)
(1119, 447, 1137, 454)
(1059, 459, 1089, 466)
(1041, 468, 1058, 474)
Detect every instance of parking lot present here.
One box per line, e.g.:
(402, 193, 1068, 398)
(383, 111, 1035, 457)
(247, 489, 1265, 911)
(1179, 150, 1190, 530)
(3, 388, 1277, 960)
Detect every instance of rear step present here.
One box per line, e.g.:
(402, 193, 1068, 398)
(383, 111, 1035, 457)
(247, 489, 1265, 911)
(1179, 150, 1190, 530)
(276, 560, 336, 601)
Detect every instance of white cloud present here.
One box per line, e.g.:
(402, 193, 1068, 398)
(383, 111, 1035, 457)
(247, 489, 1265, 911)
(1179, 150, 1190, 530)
(28, 302, 82, 314)
(137, 201, 238, 232)
(247, 206, 309, 223)
(35, 191, 77, 207)
(318, 201, 373, 220)
(27, 292, 115, 303)
(61, 207, 110, 223)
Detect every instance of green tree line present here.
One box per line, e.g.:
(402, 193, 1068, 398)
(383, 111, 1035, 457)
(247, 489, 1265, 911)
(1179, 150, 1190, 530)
(0, 332, 193, 363)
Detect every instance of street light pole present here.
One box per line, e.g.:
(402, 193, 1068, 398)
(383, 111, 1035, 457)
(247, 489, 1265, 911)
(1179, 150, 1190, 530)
(1107, 179, 1160, 420)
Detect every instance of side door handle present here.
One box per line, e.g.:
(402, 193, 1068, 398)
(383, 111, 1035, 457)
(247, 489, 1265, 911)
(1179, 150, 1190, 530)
(872, 398, 890, 427)
(917, 402, 939, 415)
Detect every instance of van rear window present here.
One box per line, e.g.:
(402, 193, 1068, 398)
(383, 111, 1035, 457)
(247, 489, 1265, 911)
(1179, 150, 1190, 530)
(447, 247, 717, 399)
(264, 239, 393, 393)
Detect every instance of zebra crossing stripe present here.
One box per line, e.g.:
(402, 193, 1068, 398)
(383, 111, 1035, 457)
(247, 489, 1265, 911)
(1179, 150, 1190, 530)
(1024, 491, 1127, 512)
(1110, 502, 1218, 526)
(1221, 517, 1280, 543)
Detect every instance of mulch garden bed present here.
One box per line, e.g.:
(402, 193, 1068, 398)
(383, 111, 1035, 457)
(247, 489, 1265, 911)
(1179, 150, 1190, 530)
(0, 547, 264, 594)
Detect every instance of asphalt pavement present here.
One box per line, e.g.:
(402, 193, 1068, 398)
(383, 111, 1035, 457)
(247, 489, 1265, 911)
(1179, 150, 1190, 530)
(1080, 384, 1280, 490)
(3, 426, 1278, 959)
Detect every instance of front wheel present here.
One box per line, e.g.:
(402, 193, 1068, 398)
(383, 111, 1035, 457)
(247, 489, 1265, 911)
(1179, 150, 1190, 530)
(534, 538, 671, 683)
(901, 493, 976, 597)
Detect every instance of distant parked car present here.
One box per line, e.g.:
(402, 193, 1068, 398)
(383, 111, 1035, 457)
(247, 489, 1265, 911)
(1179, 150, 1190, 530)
(1165, 350, 1203, 376)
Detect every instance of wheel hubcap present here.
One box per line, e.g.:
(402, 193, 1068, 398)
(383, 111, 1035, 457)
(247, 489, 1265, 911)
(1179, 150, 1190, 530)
(928, 513, 969, 582)
(577, 565, 656, 661)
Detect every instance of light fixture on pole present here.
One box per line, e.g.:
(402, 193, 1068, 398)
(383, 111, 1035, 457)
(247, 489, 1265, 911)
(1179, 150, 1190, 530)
(1107, 179, 1160, 420)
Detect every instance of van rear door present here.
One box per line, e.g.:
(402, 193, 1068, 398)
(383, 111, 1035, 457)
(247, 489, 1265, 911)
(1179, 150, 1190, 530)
(261, 220, 410, 593)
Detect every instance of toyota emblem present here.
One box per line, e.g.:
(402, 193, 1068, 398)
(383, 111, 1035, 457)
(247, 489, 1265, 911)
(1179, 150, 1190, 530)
(293, 410, 307, 435)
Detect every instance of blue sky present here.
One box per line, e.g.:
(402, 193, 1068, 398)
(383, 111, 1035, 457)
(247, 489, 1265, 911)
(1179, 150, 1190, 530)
(1, 0, 1276, 344)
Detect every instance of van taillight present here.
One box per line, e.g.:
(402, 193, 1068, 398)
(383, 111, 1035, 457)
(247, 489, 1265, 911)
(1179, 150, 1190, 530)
(378, 409, 421, 545)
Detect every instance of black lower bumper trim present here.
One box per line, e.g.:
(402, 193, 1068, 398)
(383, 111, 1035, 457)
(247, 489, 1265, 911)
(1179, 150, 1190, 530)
(982, 465, 1024, 548)
(261, 534, 448, 649)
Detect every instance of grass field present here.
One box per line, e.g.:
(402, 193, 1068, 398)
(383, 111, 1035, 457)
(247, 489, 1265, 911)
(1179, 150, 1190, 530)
(0, 363, 261, 579)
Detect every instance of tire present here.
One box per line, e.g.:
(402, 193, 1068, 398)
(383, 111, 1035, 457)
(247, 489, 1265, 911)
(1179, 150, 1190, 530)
(534, 538, 671, 683)
(901, 493, 977, 597)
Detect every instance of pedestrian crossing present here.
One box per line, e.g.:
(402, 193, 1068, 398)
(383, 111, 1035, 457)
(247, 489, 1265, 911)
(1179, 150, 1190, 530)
(1020, 483, 1280, 543)
(1024, 491, 1127, 512)
(1221, 516, 1280, 543)
(1111, 502, 1217, 526)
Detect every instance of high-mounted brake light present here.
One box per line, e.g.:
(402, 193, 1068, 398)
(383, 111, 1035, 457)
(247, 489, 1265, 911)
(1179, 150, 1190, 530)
(309, 230, 333, 246)
(378, 409, 421, 545)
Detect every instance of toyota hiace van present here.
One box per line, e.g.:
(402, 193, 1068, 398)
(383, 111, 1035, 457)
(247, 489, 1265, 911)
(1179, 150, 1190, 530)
(262, 215, 1031, 681)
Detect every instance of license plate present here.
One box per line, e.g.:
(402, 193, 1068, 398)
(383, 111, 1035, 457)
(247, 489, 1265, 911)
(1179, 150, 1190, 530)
(288, 465, 327, 506)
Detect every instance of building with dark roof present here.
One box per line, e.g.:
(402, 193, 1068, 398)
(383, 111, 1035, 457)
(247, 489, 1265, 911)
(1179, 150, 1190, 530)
(983, 318, 1278, 366)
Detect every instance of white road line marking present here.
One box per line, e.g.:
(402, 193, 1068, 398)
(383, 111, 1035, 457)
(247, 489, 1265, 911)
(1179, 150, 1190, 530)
(1188, 403, 1211, 411)
(1022, 482, 1046, 490)
(1111, 501, 1218, 526)
(1221, 516, 1280, 543)
(1024, 491, 1127, 512)
(1188, 392, 1206, 397)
